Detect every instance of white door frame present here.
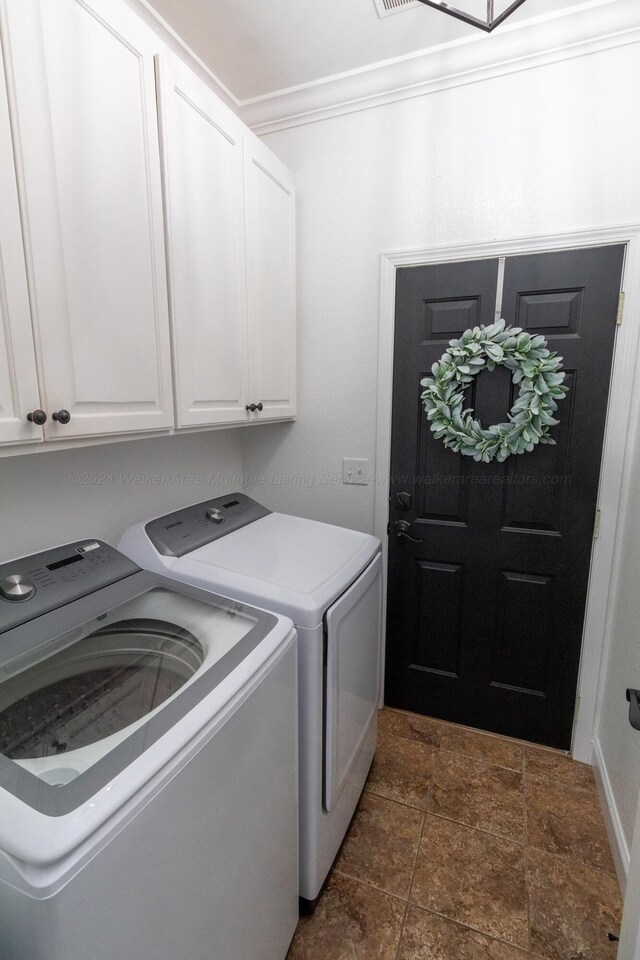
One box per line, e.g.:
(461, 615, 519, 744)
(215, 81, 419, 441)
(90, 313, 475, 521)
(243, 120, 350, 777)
(373, 223, 640, 763)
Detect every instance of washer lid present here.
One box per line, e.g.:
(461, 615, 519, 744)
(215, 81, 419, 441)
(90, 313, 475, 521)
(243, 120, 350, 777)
(173, 513, 381, 627)
(0, 570, 285, 864)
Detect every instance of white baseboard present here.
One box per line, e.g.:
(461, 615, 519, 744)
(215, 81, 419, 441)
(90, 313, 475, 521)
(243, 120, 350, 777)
(592, 736, 631, 891)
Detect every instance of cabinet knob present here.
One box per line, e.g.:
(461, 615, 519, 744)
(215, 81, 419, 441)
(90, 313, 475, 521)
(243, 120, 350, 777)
(256, 402, 263, 412)
(246, 403, 257, 413)
(27, 409, 47, 426)
(52, 409, 71, 424)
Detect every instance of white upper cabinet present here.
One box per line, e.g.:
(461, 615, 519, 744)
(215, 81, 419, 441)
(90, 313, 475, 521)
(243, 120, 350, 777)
(0, 0, 295, 453)
(3, 0, 174, 440)
(244, 137, 296, 421)
(156, 54, 248, 427)
(0, 34, 43, 447)
(157, 54, 296, 428)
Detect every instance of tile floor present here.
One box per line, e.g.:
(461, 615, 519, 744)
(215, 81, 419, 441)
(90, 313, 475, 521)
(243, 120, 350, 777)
(287, 708, 623, 960)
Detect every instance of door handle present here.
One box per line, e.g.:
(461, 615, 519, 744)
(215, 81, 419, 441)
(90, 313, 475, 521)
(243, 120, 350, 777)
(626, 689, 640, 731)
(394, 520, 424, 544)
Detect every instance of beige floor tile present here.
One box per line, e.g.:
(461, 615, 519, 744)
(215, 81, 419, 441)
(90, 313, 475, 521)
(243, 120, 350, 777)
(367, 731, 438, 809)
(440, 726, 523, 771)
(399, 906, 530, 960)
(527, 847, 622, 960)
(429, 751, 525, 841)
(525, 776, 616, 875)
(411, 815, 529, 949)
(378, 708, 442, 748)
(286, 873, 405, 960)
(335, 792, 423, 898)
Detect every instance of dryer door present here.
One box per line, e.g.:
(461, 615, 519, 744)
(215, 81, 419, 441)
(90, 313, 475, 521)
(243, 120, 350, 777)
(324, 553, 382, 812)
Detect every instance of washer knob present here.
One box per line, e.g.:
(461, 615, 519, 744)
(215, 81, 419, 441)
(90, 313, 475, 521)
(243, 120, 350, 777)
(0, 574, 36, 602)
(206, 507, 225, 524)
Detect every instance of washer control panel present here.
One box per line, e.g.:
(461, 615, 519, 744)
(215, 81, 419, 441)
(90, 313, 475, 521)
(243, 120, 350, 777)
(0, 541, 140, 633)
(0, 574, 36, 602)
(145, 492, 271, 557)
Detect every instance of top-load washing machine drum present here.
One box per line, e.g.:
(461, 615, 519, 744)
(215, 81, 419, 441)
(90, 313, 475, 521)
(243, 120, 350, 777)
(0, 618, 205, 785)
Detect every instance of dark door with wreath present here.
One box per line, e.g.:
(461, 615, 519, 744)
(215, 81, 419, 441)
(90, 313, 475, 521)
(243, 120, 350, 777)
(385, 246, 625, 748)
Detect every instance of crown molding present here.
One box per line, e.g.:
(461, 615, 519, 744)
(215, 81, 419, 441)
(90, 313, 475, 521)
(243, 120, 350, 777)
(239, 0, 640, 136)
(127, 0, 241, 112)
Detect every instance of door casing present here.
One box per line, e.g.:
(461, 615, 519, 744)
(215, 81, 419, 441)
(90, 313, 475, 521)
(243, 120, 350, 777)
(374, 224, 640, 766)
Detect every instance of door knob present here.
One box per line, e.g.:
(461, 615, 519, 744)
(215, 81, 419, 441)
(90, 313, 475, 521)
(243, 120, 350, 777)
(626, 689, 640, 731)
(394, 520, 424, 544)
(27, 409, 47, 425)
(52, 409, 71, 424)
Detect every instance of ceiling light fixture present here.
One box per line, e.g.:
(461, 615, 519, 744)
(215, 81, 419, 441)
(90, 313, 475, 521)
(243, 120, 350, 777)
(416, 0, 528, 32)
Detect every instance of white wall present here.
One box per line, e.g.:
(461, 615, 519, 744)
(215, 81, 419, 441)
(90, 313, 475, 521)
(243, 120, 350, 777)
(245, 43, 640, 532)
(0, 430, 244, 560)
(244, 42, 640, 850)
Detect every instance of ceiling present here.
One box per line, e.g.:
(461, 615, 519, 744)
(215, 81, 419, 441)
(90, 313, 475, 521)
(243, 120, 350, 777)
(145, 0, 594, 102)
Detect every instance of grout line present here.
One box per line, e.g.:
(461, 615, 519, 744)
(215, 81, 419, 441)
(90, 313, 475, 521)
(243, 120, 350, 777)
(523, 759, 533, 954)
(438, 745, 524, 775)
(403, 903, 531, 955)
(363, 785, 429, 814)
(424, 810, 527, 847)
(332, 869, 409, 905)
(393, 731, 442, 960)
(409, 904, 532, 955)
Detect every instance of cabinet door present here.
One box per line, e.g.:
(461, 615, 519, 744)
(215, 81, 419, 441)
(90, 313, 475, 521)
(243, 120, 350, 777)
(3, 0, 173, 440)
(0, 36, 42, 447)
(244, 136, 296, 421)
(156, 54, 248, 427)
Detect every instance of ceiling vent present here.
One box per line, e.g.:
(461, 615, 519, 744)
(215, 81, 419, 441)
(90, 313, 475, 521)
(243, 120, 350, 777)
(373, 0, 421, 19)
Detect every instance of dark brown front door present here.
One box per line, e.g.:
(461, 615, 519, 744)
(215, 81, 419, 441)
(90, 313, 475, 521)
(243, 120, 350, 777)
(385, 245, 625, 748)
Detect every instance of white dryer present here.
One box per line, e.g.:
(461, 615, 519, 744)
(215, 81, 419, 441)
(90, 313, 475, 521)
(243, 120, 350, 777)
(0, 539, 298, 960)
(119, 494, 382, 910)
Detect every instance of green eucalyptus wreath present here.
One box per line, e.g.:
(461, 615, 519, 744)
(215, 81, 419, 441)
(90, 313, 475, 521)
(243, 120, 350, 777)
(420, 319, 569, 463)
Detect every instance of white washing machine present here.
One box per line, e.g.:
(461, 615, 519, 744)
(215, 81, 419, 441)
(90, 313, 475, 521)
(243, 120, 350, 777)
(0, 539, 298, 960)
(119, 493, 382, 910)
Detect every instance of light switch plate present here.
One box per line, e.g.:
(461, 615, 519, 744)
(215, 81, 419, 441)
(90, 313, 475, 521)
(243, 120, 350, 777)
(343, 458, 369, 485)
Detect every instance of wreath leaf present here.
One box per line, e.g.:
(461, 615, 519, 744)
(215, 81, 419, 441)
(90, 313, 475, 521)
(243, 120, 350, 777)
(420, 319, 569, 462)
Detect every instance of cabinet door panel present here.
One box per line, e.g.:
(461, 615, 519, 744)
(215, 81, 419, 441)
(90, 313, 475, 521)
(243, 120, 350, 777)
(4, 0, 173, 439)
(0, 34, 42, 446)
(157, 55, 248, 427)
(244, 137, 296, 420)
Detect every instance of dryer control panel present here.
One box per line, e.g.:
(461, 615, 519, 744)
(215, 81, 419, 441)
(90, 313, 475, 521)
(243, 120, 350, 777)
(144, 493, 271, 558)
(0, 541, 140, 633)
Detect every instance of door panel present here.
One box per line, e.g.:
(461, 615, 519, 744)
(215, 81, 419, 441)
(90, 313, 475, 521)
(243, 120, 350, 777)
(5, 0, 173, 439)
(156, 54, 248, 427)
(244, 136, 296, 421)
(0, 36, 42, 446)
(385, 246, 624, 748)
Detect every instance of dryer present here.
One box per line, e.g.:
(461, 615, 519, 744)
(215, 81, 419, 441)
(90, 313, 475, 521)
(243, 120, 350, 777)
(0, 539, 298, 960)
(119, 493, 382, 910)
